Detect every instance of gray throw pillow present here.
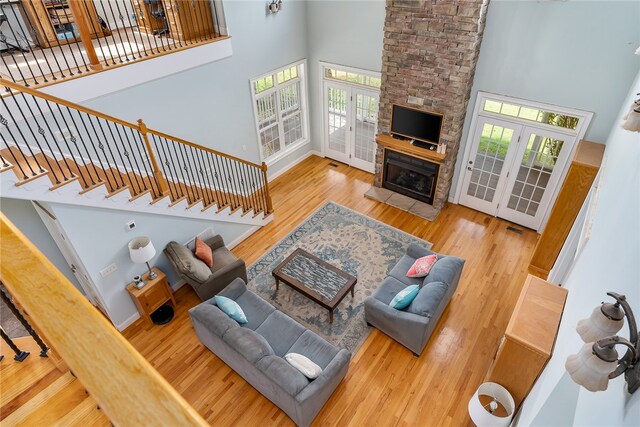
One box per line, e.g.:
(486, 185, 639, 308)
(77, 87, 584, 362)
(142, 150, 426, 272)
(407, 281, 448, 317)
(165, 241, 211, 282)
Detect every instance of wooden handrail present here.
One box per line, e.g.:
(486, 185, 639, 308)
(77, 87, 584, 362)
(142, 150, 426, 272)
(0, 78, 266, 171)
(0, 213, 209, 426)
(147, 128, 265, 169)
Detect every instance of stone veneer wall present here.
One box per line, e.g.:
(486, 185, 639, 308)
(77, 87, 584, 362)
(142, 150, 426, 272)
(375, 0, 490, 209)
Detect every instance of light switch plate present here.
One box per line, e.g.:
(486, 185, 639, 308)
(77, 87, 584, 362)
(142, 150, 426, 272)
(100, 263, 117, 278)
(125, 220, 136, 231)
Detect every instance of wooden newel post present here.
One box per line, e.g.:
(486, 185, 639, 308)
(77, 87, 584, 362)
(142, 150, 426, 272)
(138, 119, 170, 198)
(261, 162, 273, 214)
(68, 0, 102, 71)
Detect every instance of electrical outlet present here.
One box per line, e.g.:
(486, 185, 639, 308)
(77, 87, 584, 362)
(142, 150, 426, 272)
(125, 220, 136, 231)
(100, 263, 117, 278)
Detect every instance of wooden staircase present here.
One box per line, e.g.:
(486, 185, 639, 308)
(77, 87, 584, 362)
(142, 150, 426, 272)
(0, 79, 274, 226)
(0, 337, 110, 426)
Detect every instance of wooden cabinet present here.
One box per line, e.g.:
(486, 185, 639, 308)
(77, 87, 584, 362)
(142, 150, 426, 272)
(131, 0, 166, 35)
(529, 140, 604, 279)
(484, 275, 567, 408)
(126, 268, 176, 325)
(163, 0, 214, 42)
(21, 0, 103, 48)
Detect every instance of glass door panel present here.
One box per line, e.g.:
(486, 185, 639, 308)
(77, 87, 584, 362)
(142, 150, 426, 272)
(459, 118, 522, 214)
(350, 90, 378, 173)
(497, 127, 572, 229)
(324, 84, 350, 163)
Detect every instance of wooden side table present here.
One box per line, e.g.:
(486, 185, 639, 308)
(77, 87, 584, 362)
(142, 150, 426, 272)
(126, 268, 176, 326)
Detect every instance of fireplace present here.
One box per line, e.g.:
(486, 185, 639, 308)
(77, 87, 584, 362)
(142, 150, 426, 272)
(382, 150, 439, 205)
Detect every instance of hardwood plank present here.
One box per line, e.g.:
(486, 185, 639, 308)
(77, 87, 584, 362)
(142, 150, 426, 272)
(120, 155, 539, 426)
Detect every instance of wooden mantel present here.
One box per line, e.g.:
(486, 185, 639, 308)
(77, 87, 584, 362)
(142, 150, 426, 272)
(376, 134, 447, 164)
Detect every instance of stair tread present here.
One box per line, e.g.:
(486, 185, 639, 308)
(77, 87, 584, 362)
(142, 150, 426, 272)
(1, 371, 80, 425)
(54, 394, 110, 427)
(0, 337, 58, 410)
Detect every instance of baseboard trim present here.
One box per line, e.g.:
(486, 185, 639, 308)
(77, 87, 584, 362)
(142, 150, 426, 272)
(116, 312, 141, 332)
(171, 279, 187, 292)
(227, 225, 262, 249)
(268, 150, 322, 182)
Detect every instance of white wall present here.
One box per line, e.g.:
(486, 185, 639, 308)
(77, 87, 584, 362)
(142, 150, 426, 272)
(83, 0, 310, 177)
(452, 0, 640, 199)
(48, 202, 253, 330)
(0, 198, 82, 293)
(305, 0, 386, 153)
(516, 69, 640, 426)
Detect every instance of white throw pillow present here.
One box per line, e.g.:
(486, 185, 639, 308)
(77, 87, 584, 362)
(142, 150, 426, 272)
(284, 353, 322, 379)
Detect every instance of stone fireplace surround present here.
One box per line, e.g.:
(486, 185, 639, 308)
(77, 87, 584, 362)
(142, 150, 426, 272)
(374, 0, 490, 210)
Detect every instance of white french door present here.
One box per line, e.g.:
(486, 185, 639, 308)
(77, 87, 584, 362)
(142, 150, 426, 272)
(460, 119, 575, 230)
(497, 127, 573, 229)
(459, 117, 523, 215)
(323, 83, 379, 173)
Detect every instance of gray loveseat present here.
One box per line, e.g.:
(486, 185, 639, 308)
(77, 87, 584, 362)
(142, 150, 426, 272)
(189, 278, 351, 427)
(364, 244, 464, 356)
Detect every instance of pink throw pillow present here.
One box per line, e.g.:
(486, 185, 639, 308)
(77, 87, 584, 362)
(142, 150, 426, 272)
(406, 254, 438, 278)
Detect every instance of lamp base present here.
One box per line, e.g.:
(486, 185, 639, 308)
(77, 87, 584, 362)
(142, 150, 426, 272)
(146, 262, 157, 280)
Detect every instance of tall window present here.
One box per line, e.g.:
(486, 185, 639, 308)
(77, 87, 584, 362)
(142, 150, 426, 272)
(251, 61, 308, 162)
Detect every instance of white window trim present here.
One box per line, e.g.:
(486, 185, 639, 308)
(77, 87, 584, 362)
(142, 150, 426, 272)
(250, 59, 310, 166)
(452, 91, 594, 231)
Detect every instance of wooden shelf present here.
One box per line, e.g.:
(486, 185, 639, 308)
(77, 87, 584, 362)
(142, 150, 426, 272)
(485, 275, 567, 408)
(376, 133, 447, 163)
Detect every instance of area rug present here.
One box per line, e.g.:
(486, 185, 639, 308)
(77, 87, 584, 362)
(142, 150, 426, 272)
(247, 201, 432, 353)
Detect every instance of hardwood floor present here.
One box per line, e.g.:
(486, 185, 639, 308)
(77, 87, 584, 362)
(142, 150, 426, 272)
(121, 155, 539, 426)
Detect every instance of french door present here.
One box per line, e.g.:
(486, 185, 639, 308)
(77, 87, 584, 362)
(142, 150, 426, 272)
(459, 118, 574, 230)
(324, 83, 379, 173)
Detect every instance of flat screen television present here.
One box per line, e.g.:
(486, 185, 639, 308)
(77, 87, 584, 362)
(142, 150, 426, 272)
(390, 104, 443, 145)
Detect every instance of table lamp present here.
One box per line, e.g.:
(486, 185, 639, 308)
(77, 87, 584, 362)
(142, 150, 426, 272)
(468, 382, 515, 427)
(128, 236, 157, 279)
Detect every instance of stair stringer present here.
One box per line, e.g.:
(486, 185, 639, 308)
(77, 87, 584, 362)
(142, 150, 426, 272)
(0, 169, 273, 227)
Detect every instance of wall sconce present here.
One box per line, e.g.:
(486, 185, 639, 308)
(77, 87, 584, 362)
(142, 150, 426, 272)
(621, 96, 640, 132)
(267, 0, 283, 14)
(565, 292, 639, 394)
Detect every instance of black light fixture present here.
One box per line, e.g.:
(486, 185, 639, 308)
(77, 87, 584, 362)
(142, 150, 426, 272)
(268, 0, 283, 14)
(565, 292, 639, 393)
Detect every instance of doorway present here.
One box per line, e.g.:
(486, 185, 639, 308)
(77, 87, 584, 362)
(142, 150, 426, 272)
(456, 93, 593, 231)
(322, 63, 380, 173)
(32, 201, 109, 316)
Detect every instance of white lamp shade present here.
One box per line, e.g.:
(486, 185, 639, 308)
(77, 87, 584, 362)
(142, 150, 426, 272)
(468, 382, 515, 427)
(565, 342, 617, 392)
(576, 306, 624, 343)
(128, 237, 156, 264)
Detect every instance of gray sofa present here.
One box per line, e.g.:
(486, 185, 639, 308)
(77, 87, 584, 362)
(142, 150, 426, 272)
(364, 244, 464, 356)
(189, 278, 351, 427)
(164, 235, 247, 301)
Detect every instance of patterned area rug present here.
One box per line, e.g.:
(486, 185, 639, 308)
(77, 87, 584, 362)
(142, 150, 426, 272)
(247, 201, 432, 353)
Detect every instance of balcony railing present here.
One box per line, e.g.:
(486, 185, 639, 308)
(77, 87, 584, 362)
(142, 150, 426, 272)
(1, 77, 273, 218)
(0, 0, 227, 88)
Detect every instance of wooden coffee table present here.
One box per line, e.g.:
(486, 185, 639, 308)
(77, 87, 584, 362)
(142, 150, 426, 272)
(272, 248, 357, 323)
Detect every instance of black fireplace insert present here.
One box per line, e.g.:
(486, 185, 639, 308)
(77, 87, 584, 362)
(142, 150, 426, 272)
(382, 150, 439, 205)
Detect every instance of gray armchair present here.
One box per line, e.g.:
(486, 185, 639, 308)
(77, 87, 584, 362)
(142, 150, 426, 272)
(364, 244, 464, 356)
(164, 235, 247, 301)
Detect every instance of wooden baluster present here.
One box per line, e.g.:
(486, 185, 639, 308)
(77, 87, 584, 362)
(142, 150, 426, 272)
(68, 0, 103, 72)
(137, 119, 170, 198)
(261, 162, 273, 214)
